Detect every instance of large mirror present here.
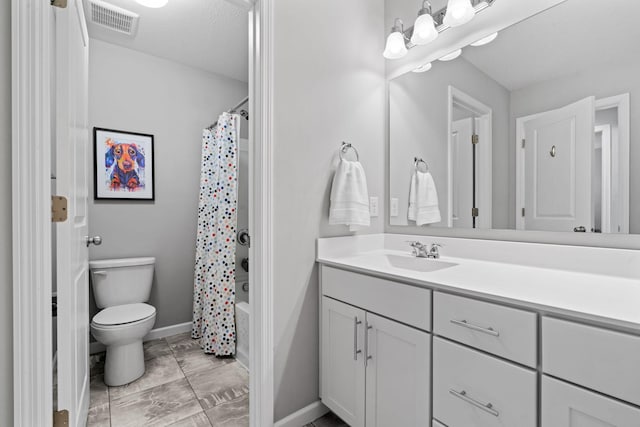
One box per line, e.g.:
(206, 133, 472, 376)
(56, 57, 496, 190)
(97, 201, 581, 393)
(389, 0, 638, 235)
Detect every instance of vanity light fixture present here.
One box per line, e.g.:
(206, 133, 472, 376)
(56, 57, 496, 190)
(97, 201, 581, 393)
(383, 19, 409, 60)
(411, 1, 438, 46)
(135, 0, 168, 8)
(383, 0, 497, 60)
(470, 31, 498, 46)
(412, 63, 433, 73)
(443, 0, 476, 27)
(438, 49, 462, 61)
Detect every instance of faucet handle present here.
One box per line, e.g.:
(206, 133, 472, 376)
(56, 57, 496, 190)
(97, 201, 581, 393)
(406, 240, 423, 248)
(430, 243, 443, 249)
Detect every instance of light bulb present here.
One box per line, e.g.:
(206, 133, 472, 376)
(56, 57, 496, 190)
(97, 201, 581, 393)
(443, 0, 475, 27)
(412, 63, 432, 73)
(135, 0, 169, 8)
(438, 49, 462, 61)
(410, 9, 438, 46)
(383, 29, 408, 59)
(470, 32, 498, 46)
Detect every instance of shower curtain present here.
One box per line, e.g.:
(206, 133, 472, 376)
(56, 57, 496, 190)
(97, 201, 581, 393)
(192, 112, 239, 356)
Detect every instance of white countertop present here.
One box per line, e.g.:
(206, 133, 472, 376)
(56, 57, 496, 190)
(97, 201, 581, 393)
(317, 235, 640, 332)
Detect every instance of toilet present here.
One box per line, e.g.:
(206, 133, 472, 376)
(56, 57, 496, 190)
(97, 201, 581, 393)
(89, 257, 156, 386)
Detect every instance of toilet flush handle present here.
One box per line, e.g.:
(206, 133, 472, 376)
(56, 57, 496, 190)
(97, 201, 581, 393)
(85, 235, 103, 247)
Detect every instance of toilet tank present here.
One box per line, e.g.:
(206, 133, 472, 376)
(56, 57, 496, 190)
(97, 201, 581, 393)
(90, 257, 155, 309)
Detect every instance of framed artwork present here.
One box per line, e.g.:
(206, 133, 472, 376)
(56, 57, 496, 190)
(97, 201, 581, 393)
(93, 127, 155, 200)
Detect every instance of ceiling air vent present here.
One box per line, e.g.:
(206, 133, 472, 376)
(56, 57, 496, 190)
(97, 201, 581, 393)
(86, 0, 140, 36)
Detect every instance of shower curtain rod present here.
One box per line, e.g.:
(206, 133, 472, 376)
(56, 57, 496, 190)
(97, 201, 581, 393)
(207, 96, 249, 130)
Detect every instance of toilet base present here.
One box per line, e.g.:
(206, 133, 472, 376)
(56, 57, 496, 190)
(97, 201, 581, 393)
(104, 340, 145, 386)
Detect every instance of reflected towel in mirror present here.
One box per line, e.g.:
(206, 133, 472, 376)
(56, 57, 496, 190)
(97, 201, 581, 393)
(408, 170, 441, 225)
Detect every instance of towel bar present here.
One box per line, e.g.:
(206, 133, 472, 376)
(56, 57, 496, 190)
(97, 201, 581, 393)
(340, 142, 360, 161)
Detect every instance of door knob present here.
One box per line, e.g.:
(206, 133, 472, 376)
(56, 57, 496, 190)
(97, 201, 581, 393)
(86, 236, 103, 247)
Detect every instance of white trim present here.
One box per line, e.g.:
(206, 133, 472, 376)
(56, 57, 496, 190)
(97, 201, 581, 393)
(274, 401, 329, 427)
(249, 1, 275, 426)
(12, 1, 54, 426)
(89, 321, 194, 355)
(447, 86, 493, 229)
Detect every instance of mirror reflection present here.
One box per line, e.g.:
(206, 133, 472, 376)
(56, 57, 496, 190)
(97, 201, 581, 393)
(389, 0, 638, 234)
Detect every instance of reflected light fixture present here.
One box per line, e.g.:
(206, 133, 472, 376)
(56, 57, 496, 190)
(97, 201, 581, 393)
(410, 1, 438, 46)
(135, 0, 169, 8)
(470, 31, 498, 46)
(383, 19, 408, 60)
(412, 63, 433, 73)
(438, 49, 462, 61)
(443, 0, 476, 27)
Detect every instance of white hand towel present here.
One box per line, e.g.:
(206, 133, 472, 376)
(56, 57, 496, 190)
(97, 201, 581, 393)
(329, 159, 370, 231)
(408, 170, 441, 226)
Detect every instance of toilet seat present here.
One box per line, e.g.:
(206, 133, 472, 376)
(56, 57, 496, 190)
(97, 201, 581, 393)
(92, 303, 156, 327)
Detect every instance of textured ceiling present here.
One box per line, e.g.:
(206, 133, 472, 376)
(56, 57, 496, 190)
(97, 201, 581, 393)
(84, 0, 249, 82)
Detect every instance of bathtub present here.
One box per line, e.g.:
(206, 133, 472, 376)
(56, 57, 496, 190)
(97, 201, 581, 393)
(235, 301, 250, 369)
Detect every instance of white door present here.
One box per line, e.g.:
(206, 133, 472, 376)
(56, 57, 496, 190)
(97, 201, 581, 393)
(55, 0, 91, 425)
(321, 297, 366, 427)
(451, 118, 474, 229)
(522, 97, 594, 232)
(365, 312, 431, 427)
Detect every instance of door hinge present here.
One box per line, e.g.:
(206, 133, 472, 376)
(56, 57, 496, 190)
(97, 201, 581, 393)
(472, 134, 479, 145)
(521, 207, 525, 217)
(53, 410, 69, 427)
(521, 139, 526, 148)
(52, 196, 68, 223)
(472, 207, 479, 217)
(51, 0, 68, 8)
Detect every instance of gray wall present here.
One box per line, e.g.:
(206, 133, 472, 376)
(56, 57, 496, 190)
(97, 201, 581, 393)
(509, 60, 640, 234)
(0, 2, 13, 425)
(272, 0, 385, 421)
(88, 39, 248, 328)
(389, 57, 510, 229)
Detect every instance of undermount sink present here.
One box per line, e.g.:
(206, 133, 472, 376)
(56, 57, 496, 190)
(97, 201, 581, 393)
(383, 254, 458, 273)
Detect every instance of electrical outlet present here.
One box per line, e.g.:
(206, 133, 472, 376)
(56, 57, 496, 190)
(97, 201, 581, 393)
(390, 198, 399, 217)
(369, 196, 379, 217)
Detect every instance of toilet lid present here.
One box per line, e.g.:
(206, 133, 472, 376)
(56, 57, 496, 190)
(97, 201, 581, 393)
(93, 303, 156, 326)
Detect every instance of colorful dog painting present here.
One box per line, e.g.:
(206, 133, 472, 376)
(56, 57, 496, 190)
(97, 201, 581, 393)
(105, 138, 145, 190)
(94, 128, 155, 200)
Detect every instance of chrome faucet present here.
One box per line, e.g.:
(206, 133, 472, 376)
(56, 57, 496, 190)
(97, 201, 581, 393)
(408, 241, 442, 259)
(427, 243, 442, 259)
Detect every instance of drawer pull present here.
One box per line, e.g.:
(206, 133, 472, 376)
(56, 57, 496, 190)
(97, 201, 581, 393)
(365, 323, 373, 365)
(353, 317, 362, 361)
(450, 319, 499, 337)
(449, 389, 499, 417)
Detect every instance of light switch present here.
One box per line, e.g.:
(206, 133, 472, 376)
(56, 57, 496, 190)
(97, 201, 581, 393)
(390, 198, 399, 217)
(369, 196, 379, 217)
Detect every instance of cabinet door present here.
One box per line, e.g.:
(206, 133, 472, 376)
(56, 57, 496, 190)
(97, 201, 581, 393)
(321, 297, 366, 427)
(365, 312, 431, 427)
(542, 375, 640, 426)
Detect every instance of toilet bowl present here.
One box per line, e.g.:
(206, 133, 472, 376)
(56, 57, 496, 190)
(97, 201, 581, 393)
(89, 257, 156, 386)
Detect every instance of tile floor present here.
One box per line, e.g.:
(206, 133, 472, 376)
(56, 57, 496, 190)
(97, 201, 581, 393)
(87, 332, 249, 427)
(304, 412, 348, 427)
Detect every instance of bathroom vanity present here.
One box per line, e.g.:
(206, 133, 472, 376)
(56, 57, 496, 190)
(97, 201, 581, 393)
(317, 234, 640, 427)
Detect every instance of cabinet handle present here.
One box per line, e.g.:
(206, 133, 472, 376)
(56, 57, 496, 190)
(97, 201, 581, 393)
(449, 389, 499, 417)
(353, 317, 362, 361)
(365, 323, 373, 365)
(450, 319, 499, 337)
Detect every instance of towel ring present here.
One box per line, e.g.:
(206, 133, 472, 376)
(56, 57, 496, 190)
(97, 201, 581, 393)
(414, 157, 428, 172)
(340, 142, 359, 161)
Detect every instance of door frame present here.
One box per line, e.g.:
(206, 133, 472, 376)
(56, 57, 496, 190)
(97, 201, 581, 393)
(447, 86, 493, 229)
(11, 1, 275, 426)
(515, 94, 629, 232)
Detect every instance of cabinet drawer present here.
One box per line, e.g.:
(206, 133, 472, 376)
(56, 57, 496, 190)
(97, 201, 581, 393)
(433, 337, 537, 427)
(542, 375, 640, 426)
(434, 292, 537, 367)
(321, 266, 431, 331)
(542, 317, 640, 406)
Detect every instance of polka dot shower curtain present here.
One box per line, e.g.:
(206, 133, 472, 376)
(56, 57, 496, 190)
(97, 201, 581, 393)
(192, 112, 239, 356)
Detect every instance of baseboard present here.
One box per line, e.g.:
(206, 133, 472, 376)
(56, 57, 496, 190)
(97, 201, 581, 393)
(274, 401, 329, 427)
(89, 321, 193, 354)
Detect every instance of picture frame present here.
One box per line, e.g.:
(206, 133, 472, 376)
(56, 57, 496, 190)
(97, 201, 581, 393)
(93, 127, 155, 200)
